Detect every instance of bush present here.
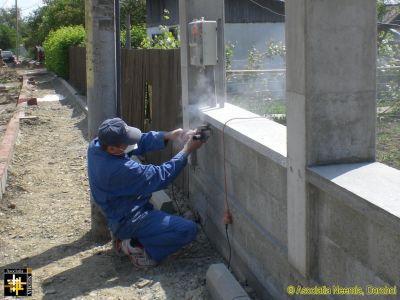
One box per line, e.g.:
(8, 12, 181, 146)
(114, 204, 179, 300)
(121, 24, 148, 48)
(0, 24, 16, 51)
(43, 25, 85, 78)
(141, 25, 180, 49)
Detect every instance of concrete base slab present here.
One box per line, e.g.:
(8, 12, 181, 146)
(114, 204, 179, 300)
(206, 263, 250, 300)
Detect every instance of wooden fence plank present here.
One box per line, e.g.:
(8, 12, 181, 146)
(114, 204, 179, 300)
(69, 47, 185, 189)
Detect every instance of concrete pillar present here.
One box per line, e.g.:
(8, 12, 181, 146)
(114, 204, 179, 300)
(85, 0, 117, 241)
(286, 0, 376, 276)
(179, 0, 225, 129)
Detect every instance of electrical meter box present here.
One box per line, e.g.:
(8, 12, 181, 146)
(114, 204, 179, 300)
(189, 19, 217, 67)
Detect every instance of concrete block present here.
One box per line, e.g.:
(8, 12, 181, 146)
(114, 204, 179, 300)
(197, 131, 287, 203)
(223, 162, 287, 245)
(198, 184, 289, 296)
(203, 216, 283, 300)
(150, 190, 176, 214)
(317, 190, 369, 264)
(369, 221, 400, 282)
(318, 236, 394, 300)
(206, 263, 250, 300)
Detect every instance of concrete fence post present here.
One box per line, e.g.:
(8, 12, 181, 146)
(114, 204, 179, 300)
(285, 0, 376, 276)
(85, 0, 118, 241)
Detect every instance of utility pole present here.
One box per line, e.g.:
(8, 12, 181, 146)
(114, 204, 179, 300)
(86, 0, 118, 241)
(15, 0, 19, 61)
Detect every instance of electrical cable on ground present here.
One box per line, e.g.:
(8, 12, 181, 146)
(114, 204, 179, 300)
(222, 116, 268, 269)
(171, 183, 183, 216)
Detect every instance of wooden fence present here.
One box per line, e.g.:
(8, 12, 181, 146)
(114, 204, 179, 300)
(120, 48, 182, 166)
(69, 47, 185, 187)
(69, 47, 87, 95)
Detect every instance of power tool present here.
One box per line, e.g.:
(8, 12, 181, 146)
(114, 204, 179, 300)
(193, 125, 211, 142)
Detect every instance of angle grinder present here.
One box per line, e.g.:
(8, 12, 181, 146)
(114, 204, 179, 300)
(193, 125, 211, 142)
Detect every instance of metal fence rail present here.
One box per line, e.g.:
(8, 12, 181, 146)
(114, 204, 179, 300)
(225, 67, 400, 116)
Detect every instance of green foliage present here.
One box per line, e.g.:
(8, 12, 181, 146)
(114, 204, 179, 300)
(0, 8, 25, 52)
(120, 0, 146, 27)
(142, 25, 180, 49)
(0, 8, 19, 29)
(139, 8, 179, 49)
(377, 0, 388, 21)
(248, 47, 264, 70)
(247, 40, 286, 69)
(121, 24, 148, 48)
(377, 116, 400, 169)
(0, 24, 16, 50)
(265, 40, 286, 57)
(43, 25, 85, 78)
(162, 9, 170, 21)
(378, 31, 400, 62)
(225, 41, 236, 70)
(25, 0, 84, 49)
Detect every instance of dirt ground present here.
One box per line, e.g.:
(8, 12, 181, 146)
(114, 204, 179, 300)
(0, 68, 20, 141)
(0, 71, 228, 300)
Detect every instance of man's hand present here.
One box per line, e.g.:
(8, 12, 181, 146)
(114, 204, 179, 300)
(182, 137, 204, 155)
(165, 128, 196, 144)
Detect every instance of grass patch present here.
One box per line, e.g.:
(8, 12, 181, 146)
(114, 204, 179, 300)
(227, 96, 286, 116)
(377, 115, 400, 170)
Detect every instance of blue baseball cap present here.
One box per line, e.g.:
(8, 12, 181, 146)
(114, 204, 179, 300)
(98, 118, 142, 146)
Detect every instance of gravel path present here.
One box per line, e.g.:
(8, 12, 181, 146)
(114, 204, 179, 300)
(0, 72, 224, 300)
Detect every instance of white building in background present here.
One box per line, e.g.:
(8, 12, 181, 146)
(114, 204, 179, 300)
(146, 0, 285, 69)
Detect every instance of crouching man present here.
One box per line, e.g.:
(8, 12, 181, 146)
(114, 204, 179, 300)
(87, 118, 204, 268)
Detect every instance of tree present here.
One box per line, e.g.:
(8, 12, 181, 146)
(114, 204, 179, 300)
(0, 25, 16, 50)
(120, 0, 146, 28)
(0, 7, 20, 29)
(25, 0, 84, 49)
(0, 7, 25, 51)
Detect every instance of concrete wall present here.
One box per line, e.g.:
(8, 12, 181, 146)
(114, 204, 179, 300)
(185, 104, 400, 299)
(309, 163, 400, 300)
(180, 1, 400, 299)
(191, 104, 289, 299)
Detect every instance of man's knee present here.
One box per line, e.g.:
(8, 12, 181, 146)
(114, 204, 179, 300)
(181, 220, 198, 243)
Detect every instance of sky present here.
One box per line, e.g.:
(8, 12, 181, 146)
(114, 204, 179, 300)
(2, 0, 43, 18)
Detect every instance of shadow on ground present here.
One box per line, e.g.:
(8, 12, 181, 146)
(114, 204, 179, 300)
(2, 230, 215, 299)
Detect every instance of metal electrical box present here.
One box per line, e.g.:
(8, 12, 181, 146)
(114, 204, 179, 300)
(189, 19, 217, 66)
